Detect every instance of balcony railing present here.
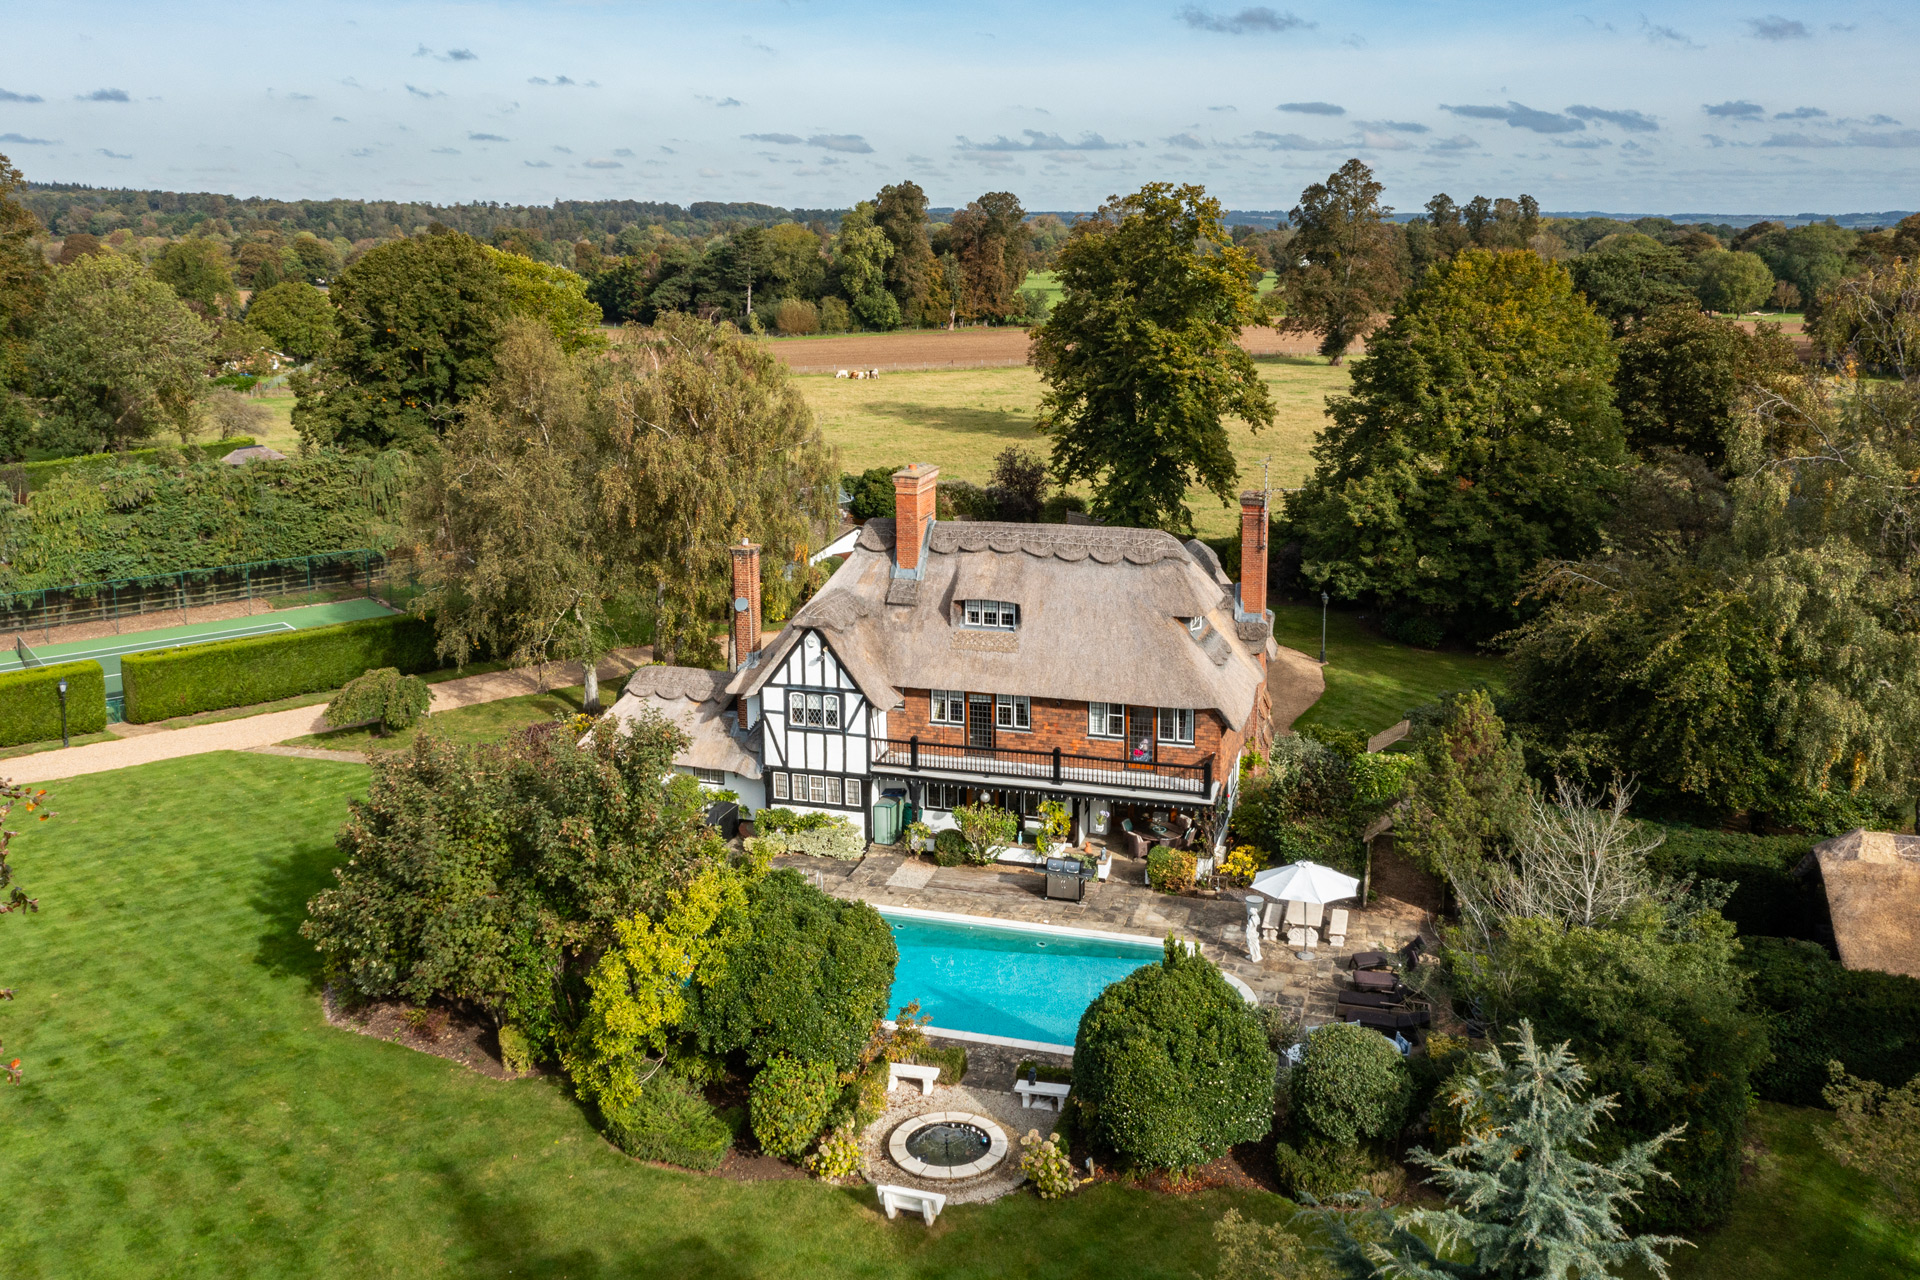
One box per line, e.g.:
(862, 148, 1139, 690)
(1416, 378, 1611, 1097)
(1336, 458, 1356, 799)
(870, 735, 1213, 798)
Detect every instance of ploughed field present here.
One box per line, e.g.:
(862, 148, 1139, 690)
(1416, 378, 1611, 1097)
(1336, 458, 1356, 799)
(751, 325, 1357, 374)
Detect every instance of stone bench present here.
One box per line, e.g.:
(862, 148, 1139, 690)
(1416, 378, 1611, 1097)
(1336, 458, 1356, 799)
(876, 1183, 946, 1225)
(1015, 1079, 1071, 1111)
(888, 1062, 941, 1095)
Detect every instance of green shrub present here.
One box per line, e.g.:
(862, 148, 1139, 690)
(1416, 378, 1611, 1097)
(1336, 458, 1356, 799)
(754, 807, 834, 834)
(1738, 936, 1920, 1105)
(1073, 938, 1275, 1170)
(1382, 610, 1446, 650)
(688, 869, 897, 1070)
(325, 666, 431, 733)
(122, 613, 438, 722)
(1648, 825, 1820, 939)
(1270, 1133, 1394, 1201)
(803, 1125, 862, 1179)
(747, 814, 864, 860)
(750, 1056, 838, 1159)
(1015, 1058, 1071, 1085)
(953, 803, 1017, 864)
(825, 1058, 892, 1133)
(1020, 1129, 1081, 1198)
(933, 828, 970, 866)
(1290, 1023, 1412, 1146)
(601, 1070, 735, 1171)
(914, 1043, 968, 1084)
(1146, 847, 1197, 893)
(0, 660, 107, 747)
(497, 1024, 535, 1075)
(10, 438, 253, 493)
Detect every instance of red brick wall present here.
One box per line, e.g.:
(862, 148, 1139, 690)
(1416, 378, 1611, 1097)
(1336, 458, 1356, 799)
(889, 689, 1235, 780)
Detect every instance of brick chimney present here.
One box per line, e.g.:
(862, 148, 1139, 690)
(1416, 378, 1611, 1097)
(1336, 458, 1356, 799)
(729, 539, 762, 670)
(1238, 490, 1269, 620)
(892, 463, 939, 575)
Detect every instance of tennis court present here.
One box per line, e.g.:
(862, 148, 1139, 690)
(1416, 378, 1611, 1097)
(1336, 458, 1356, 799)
(2, 598, 398, 714)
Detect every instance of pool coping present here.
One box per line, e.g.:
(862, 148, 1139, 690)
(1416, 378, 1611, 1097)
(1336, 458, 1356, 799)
(878, 904, 1258, 1057)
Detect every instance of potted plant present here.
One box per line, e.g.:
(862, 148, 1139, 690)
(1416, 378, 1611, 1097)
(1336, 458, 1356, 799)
(904, 819, 933, 856)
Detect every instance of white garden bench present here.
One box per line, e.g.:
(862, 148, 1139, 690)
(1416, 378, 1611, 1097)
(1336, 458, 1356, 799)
(1015, 1079, 1071, 1111)
(876, 1183, 946, 1224)
(888, 1062, 941, 1095)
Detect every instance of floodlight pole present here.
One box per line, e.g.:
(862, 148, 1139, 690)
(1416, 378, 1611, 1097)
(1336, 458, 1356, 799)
(1319, 591, 1329, 665)
(57, 676, 69, 748)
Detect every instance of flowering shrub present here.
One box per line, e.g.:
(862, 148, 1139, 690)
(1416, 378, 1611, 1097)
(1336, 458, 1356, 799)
(804, 1125, 864, 1180)
(1219, 845, 1262, 883)
(1020, 1129, 1081, 1199)
(1147, 847, 1197, 893)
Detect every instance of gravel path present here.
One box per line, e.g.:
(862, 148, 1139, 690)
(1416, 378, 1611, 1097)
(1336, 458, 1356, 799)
(3, 649, 649, 784)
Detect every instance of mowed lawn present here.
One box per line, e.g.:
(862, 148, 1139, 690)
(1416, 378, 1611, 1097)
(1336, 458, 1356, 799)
(0, 752, 1271, 1279)
(1, 752, 1913, 1277)
(1271, 603, 1507, 737)
(799, 357, 1349, 541)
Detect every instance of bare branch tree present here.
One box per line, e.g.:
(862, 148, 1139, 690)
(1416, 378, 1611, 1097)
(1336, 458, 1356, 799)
(1493, 777, 1667, 929)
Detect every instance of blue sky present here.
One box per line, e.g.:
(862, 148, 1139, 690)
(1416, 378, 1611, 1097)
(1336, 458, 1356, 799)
(2, 0, 1916, 214)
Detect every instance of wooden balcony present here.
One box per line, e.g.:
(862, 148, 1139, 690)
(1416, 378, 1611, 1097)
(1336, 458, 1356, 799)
(869, 735, 1213, 799)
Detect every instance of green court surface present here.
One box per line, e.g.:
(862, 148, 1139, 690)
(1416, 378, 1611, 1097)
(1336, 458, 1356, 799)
(3, 598, 397, 701)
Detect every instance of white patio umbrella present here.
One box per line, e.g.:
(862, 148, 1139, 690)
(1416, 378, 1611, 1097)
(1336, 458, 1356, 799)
(1250, 860, 1360, 905)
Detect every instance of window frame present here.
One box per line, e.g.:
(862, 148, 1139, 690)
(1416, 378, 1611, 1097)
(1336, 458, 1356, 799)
(1156, 706, 1196, 746)
(687, 766, 726, 785)
(961, 599, 1020, 631)
(771, 772, 789, 801)
(1087, 701, 1125, 739)
(931, 689, 965, 726)
(995, 694, 1032, 732)
(844, 778, 862, 808)
(1187, 616, 1205, 638)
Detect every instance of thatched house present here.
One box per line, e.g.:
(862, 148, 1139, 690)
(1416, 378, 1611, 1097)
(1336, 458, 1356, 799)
(604, 463, 1310, 849)
(1802, 828, 1920, 980)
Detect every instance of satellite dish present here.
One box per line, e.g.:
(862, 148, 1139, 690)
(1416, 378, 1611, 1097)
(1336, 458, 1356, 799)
(733, 597, 750, 613)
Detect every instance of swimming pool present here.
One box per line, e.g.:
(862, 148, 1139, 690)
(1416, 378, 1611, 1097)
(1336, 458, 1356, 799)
(882, 908, 1166, 1049)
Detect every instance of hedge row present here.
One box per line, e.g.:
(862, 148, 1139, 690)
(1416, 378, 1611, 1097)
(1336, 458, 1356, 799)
(1737, 936, 1920, 1104)
(122, 614, 438, 723)
(1649, 824, 1821, 939)
(5, 439, 256, 494)
(0, 660, 107, 747)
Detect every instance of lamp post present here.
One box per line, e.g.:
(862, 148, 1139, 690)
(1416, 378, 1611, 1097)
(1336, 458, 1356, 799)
(1319, 591, 1329, 664)
(57, 676, 69, 748)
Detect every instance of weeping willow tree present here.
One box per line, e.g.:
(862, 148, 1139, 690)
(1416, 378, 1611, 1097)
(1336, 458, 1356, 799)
(598, 313, 837, 666)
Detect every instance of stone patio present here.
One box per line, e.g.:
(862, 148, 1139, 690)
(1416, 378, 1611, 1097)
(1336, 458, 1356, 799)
(775, 845, 1437, 1027)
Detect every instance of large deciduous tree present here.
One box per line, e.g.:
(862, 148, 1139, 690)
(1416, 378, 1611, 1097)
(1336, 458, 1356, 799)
(1032, 182, 1272, 534)
(1613, 306, 1799, 466)
(31, 252, 213, 453)
(1691, 249, 1774, 315)
(152, 237, 239, 318)
(483, 246, 605, 352)
(243, 280, 338, 363)
(830, 202, 899, 331)
(599, 313, 838, 665)
(1811, 257, 1920, 376)
(1275, 159, 1402, 363)
(874, 181, 935, 326)
(949, 191, 1028, 323)
(1567, 235, 1697, 334)
(292, 230, 512, 450)
(0, 153, 49, 460)
(1284, 248, 1624, 629)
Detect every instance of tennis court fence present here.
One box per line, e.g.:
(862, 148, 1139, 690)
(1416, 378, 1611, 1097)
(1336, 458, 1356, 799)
(0, 550, 421, 641)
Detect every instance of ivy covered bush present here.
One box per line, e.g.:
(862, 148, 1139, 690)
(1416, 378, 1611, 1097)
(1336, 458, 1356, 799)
(1738, 936, 1920, 1105)
(688, 869, 897, 1070)
(325, 666, 431, 733)
(1290, 1022, 1412, 1146)
(750, 1055, 838, 1159)
(1072, 939, 1275, 1169)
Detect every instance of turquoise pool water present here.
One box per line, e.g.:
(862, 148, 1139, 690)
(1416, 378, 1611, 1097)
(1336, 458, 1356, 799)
(882, 911, 1164, 1047)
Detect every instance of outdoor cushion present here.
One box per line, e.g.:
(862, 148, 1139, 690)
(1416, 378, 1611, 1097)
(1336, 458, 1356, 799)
(1347, 950, 1391, 971)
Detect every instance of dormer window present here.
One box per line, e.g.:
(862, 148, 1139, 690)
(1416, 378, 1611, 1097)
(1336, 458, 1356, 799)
(962, 599, 1020, 630)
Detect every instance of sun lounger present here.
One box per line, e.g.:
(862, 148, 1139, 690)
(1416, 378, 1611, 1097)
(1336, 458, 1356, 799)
(1347, 950, 1390, 971)
(1351, 969, 1400, 992)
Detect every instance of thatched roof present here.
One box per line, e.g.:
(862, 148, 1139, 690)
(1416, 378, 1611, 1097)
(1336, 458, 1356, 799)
(738, 517, 1281, 730)
(1811, 828, 1920, 979)
(606, 666, 759, 778)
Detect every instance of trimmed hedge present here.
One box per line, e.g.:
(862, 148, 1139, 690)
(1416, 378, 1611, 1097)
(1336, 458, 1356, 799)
(601, 1072, 737, 1171)
(0, 660, 107, 746)
(6, 439, 255, 494)
(1737, 936, 1920, 1105)
(1649, 825, 1820, 939)
(122, 613, 438, 723)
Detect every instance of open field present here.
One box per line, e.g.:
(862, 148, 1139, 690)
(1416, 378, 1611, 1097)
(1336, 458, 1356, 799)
(1, 751, 1912, 1278)
(247, 390, 302, 453)
(800, 357, 1349, 541)
(1271, 604, 1507, 738)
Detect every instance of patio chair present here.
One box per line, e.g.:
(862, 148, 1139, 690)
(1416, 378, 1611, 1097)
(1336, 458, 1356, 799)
(1402, 936, 1428, 967)
(1123, 829, 1151, 860)
(1325, 908, 1348, 948)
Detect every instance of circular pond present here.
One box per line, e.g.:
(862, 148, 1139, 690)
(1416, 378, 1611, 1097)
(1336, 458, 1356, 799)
(887, 1111, 1010, 1180)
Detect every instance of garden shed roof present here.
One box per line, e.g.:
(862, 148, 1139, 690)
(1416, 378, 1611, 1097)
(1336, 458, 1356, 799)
(606, 666, 760, 778)
(1809, 828, 1920, 980)
(737, 517, 1289, 731)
